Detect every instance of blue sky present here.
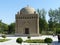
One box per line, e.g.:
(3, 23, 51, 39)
(0, 0, 60, 24)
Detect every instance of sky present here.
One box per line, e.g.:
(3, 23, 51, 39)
(0, 0, 60, 24)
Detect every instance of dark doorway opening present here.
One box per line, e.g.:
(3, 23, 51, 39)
(25, 28, 29, 34)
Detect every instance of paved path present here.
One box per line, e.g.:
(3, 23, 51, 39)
(0, 35, 59, 45)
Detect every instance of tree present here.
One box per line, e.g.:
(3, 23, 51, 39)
(0, 20, 15, 34)
(8, 23, 15, 34)
(2, 23, 8, 34)
(48, 9, 58, 34)
(37, 9, 48, 33)
(48, 8, 60, 35)
(37, 9, 43, 33)
(0, 20, 8, 34)
(41, 9, 48, 31)
(0, 20, 2, 33)
(58, 8, 60, 23)
(48, 18, 54, 31)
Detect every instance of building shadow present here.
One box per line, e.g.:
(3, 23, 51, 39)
(51, 41, 60, 45)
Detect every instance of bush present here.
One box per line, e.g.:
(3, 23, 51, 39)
(27, 36, 31, 39)
(24, 39, 44, 43)
(44, 38, 53, 43)
(1, 34, 6, 39)
(16, 38, 23, 44)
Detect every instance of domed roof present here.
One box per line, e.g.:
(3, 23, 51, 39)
(20, 5, 36, 14)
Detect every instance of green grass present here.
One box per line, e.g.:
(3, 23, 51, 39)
(24, 39, 44, 43)
(0, 39, 11, 42)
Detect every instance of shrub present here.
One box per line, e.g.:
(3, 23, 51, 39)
(1, 34, 6, 39)
(27, 36, 31, 39)
(24, 39, 44, 43)
(44, 38, 53, 43)
(16, 38, 23, 44)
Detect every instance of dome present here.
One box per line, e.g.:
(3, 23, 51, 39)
(20, 6, 36, 14)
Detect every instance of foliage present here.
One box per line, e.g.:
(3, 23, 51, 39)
(24, 39, 44, 43)
(16, 38, 23, 44)
(37, 9, 48, 33)
(8, 23, 15, 34)
(44, 38, 53, 43)
(2, 23, 8, 34)
(1, 34, 6, 39)
(56, 28, 60, 34)
(0, 20, 15, 34)
(0, 20, 8, 34)
(48, 9, 59, 34)
(41, 31, 53, 35)
(0, 20, 2, 33)
(27, 36, 31, 39)
(48, 8, 60, 35)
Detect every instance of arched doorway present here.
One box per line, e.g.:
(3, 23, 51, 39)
(25, 28, 29, 34)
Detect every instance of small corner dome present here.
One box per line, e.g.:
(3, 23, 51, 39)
(20, 6, 36, 14)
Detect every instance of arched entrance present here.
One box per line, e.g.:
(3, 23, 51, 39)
(25, 28, 29, 34)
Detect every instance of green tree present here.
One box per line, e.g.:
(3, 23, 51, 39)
(58, 8, 60, 23)
(48, 9, 58, 34)
(2, 23, 8, 34)
(0, 20, 8, 34)
(37, 9, 48, 33)
(0, 20, 2, 33)
(8, 23, 15, 34)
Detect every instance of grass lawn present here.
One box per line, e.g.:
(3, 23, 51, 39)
(24, 39, 44, 43)
(0, 39, 11, 42)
